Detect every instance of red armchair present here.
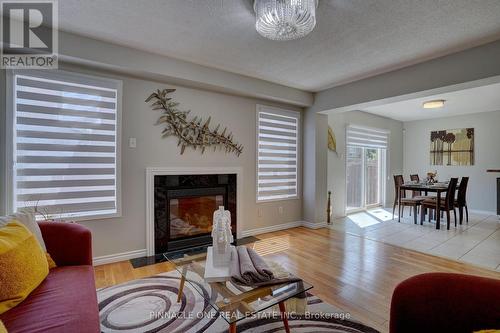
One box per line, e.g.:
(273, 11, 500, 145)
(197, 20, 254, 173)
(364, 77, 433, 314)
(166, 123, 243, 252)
(0, 222, 100, 333)
(39, 222, 93, 266)
(390, 273, 500, 333)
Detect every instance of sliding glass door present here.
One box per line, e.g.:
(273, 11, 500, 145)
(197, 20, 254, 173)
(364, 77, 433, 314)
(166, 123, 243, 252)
(346, 147, 363, 211)
(365, 148, 381, 207)
(346, 147, 384, 213)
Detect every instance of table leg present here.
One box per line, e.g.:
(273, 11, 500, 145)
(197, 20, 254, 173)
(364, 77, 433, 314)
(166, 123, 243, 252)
(279, 301, 290, 333)
(398, 188, 402, 222)
(228, 323, 236, 333)
(177, 266, 187, 303)
(436, 192, 441, 230)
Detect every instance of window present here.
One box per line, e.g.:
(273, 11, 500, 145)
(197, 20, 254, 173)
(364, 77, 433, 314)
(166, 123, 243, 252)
(256, 105, 300, 202)
(7, 70, 122, 221)
(345, 125, 388, 213)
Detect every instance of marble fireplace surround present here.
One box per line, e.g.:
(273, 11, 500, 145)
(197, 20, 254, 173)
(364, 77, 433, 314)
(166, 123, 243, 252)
(145, 167, 243, 256)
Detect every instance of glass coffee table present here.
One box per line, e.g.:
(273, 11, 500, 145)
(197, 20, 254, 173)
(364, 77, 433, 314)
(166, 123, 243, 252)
(163, 246, 313, 333)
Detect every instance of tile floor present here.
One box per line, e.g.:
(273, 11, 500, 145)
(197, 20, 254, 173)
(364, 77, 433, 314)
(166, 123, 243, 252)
(330, 208, 500, 271)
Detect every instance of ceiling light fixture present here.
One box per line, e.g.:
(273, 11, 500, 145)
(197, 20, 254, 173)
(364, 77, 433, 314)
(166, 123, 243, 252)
(423, 99, 446, 109)
(254, 0, 318, 41)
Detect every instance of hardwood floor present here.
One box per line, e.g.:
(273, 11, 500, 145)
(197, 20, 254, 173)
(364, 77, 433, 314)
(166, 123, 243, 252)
(94, 227, 500, 332)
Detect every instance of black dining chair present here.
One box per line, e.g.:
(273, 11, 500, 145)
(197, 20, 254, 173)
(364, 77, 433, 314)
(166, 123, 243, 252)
(393, 175, 424, 224)
(454, 177, 469, 224)
(410, 174, 422, 198)
(420, 178, 459, 230)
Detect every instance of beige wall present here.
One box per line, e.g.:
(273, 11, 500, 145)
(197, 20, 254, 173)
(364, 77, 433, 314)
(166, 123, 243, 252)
(59, 31, 313, 107)
(302, 109, 328, 224)
(1, 64, 303, 257)
(327, 111, 404, 217)
(403, 110, 500, 213)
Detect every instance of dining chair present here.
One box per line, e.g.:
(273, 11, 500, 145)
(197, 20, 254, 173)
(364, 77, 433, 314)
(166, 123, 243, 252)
(454, 176, 469, 224)
(420, 178, 459, 230)
(410, 174, 422, 198)
(393, 175, 424, 224)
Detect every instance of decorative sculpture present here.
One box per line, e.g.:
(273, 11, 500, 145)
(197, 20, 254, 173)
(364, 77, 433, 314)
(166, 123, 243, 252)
(204, 206, 234, 282)
(328, 126, 338, 155)
(211, 206, 234, 267)
(145, 89, 243, 156)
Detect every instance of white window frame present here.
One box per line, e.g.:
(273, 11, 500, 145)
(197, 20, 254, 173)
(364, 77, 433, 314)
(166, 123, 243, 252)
(344, 124, 388, 215)
(256, 104, 301, 203)
(5, 69, 122, 221)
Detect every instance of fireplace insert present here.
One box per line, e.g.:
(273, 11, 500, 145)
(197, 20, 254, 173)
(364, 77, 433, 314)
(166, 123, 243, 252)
(154, 174, 236, 253)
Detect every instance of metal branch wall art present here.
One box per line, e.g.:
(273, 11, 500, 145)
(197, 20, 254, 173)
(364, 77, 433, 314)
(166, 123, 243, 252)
(146, 89, 243, 156)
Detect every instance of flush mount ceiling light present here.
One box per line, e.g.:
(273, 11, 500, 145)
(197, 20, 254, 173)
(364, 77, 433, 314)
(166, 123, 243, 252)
(423, 99, 446, 109)
(254, 0, 318, 41)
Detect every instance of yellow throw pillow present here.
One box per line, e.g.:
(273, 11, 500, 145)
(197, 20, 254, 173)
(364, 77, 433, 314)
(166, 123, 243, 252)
(0, 221, 49, 314)
(46, 252, 57, 269)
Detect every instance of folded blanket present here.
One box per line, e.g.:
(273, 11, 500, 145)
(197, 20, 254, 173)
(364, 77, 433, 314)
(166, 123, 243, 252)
(230, 246, 303, 287)
(229, 254, 308, 314)
(230, 246, 273, 285)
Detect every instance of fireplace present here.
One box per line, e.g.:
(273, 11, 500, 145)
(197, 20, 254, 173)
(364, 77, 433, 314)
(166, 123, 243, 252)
(154, 174, 237, 253)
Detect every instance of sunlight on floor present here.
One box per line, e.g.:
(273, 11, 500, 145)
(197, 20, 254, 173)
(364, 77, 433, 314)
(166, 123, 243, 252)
(347, 212, 382, 228)
(252, 235, 290, 256)
(367, 209, 396, 222)
(346, 208, 397, 229)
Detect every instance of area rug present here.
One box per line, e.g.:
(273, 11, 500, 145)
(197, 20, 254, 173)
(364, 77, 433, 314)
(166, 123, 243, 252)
(97, 272, 379, 333)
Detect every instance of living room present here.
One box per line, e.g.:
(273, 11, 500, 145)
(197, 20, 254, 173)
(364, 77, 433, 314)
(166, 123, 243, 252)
(1, 1, 499, 333)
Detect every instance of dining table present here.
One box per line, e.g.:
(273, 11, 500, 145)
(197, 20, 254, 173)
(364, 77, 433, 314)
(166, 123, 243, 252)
(397, 182, 452, 230)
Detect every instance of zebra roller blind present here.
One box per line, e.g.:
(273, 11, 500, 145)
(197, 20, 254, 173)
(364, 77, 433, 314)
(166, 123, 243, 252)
(257, 106, 299, 201)
(11, 70, 121, 220)
(346, 125, 389, 149)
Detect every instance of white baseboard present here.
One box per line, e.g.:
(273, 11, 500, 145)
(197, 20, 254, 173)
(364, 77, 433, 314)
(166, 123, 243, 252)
(93, 249, 147, 266)
(241, 220, 329, 237)
(241, 221, 302, 238)
(301, 221, 329, 229)
(468, 209, 498, 216)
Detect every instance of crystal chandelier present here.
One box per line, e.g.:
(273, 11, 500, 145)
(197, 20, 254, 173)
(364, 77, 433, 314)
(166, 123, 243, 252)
(254, 0, 318, 41)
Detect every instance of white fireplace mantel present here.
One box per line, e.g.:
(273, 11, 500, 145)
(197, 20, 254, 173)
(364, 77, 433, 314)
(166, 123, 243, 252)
(145, 167, 243, 256)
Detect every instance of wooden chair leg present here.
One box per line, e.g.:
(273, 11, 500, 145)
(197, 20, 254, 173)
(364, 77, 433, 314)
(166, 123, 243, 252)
(413, 206, 418, 224)
(446, 210, 451, 230)
(459, 206, 463, 225)
(465, 205, 469, 223)
(420, 207, 425, 225)
(453, 208, 457, 227)
(398, 202, 402, 222)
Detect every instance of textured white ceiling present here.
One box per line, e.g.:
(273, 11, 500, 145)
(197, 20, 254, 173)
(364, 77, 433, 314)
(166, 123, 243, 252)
(361, 82, 500, 122)
(57, 0, 500, 92)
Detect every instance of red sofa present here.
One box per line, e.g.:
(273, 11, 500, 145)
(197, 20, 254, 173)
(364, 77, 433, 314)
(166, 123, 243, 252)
(0, 222, 100, 333)
(390, 272, 500, 333)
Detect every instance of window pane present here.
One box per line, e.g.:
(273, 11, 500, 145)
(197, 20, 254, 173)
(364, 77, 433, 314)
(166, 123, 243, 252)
(346, 146, 363, 210)
(365, 148, 379, 206)
(257, 108, 299, 201)
(13, 71, 120, 220)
